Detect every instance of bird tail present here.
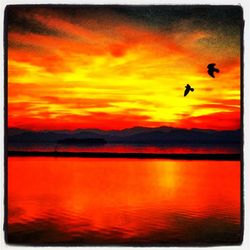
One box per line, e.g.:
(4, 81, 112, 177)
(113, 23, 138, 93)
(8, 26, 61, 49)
(190, 88, 194, 92)
(214, 68, 220, 73)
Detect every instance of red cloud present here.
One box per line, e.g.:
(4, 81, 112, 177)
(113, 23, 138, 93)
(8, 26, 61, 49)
(8, 111, 164, 131)
(176, 111, 240, 130)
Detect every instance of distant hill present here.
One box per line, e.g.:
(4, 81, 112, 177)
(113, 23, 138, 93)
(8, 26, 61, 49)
(8, 126, 241, 145)
(8, 128, 30, 136)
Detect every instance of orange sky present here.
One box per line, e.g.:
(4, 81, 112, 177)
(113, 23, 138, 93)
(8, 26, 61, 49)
(7, 6, 242, 131)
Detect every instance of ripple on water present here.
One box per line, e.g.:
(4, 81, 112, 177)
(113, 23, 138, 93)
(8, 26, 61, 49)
(8, 157, 241, 245)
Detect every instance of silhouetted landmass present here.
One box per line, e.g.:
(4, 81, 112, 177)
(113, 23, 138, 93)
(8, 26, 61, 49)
(8, 128, 29, 136)
(58, 138, 107, 145)
(8, 151, 240, 160)
(8, 126, 241, 145)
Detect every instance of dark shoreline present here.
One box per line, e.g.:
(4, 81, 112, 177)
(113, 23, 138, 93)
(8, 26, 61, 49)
(8, 151, 240, 160)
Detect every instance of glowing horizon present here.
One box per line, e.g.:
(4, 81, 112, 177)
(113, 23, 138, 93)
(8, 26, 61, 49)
(7, 5, 242, 131)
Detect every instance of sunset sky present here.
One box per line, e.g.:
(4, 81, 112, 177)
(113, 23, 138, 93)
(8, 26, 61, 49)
(7, 5, 242, 131)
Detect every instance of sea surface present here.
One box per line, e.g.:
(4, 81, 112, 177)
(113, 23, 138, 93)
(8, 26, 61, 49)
(7, 157, 241, 245)
(8, 142, 240, 154)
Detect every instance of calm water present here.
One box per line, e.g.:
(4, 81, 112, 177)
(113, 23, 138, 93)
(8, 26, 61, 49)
(7, 157, 241, 245)
(8, 142, 240, 154)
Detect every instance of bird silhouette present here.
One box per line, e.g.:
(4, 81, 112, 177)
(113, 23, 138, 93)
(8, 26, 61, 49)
(207, 63, 220, 78)
(184, 84, 194, 97)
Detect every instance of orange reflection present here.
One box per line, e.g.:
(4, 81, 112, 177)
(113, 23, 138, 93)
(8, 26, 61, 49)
(8, 144, 240, 154)
(8, 157, 241, 242)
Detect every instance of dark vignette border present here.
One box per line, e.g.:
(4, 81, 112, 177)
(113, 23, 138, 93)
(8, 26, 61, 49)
(240, 4, 245, 245)
(3, 3, 245, 247)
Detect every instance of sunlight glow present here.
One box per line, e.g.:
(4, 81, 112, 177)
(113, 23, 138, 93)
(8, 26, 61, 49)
(7, 6, 241, 130)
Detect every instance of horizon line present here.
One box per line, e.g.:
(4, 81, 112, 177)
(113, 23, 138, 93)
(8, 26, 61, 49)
(7, 126, 241, 132)
(8, 151, 241, 161)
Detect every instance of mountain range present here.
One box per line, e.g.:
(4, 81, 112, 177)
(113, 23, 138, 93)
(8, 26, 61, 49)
(8, 126, 241, 145)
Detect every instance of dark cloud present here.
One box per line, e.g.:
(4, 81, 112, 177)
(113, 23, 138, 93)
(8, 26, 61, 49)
(6, 5, 243, 30)
(5, 4, 243, 54)
(6, 6, 59, 36)
(8, 40, 44, 52)
(108, 5, 243, 32)
(6, 6, 76, 39)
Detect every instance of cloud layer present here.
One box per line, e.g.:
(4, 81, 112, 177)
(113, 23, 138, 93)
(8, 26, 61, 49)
(7, 5, 242, 130)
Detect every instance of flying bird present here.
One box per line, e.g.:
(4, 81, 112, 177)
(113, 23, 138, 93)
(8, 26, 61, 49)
(184, 84, 194, 97)
(207, 63, 220, 78)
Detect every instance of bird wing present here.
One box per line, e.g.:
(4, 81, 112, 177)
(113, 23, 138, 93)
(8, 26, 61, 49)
(207, 63, 216, 69)
(184, 88, 189, 96)
(208, 69, 215, 78)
